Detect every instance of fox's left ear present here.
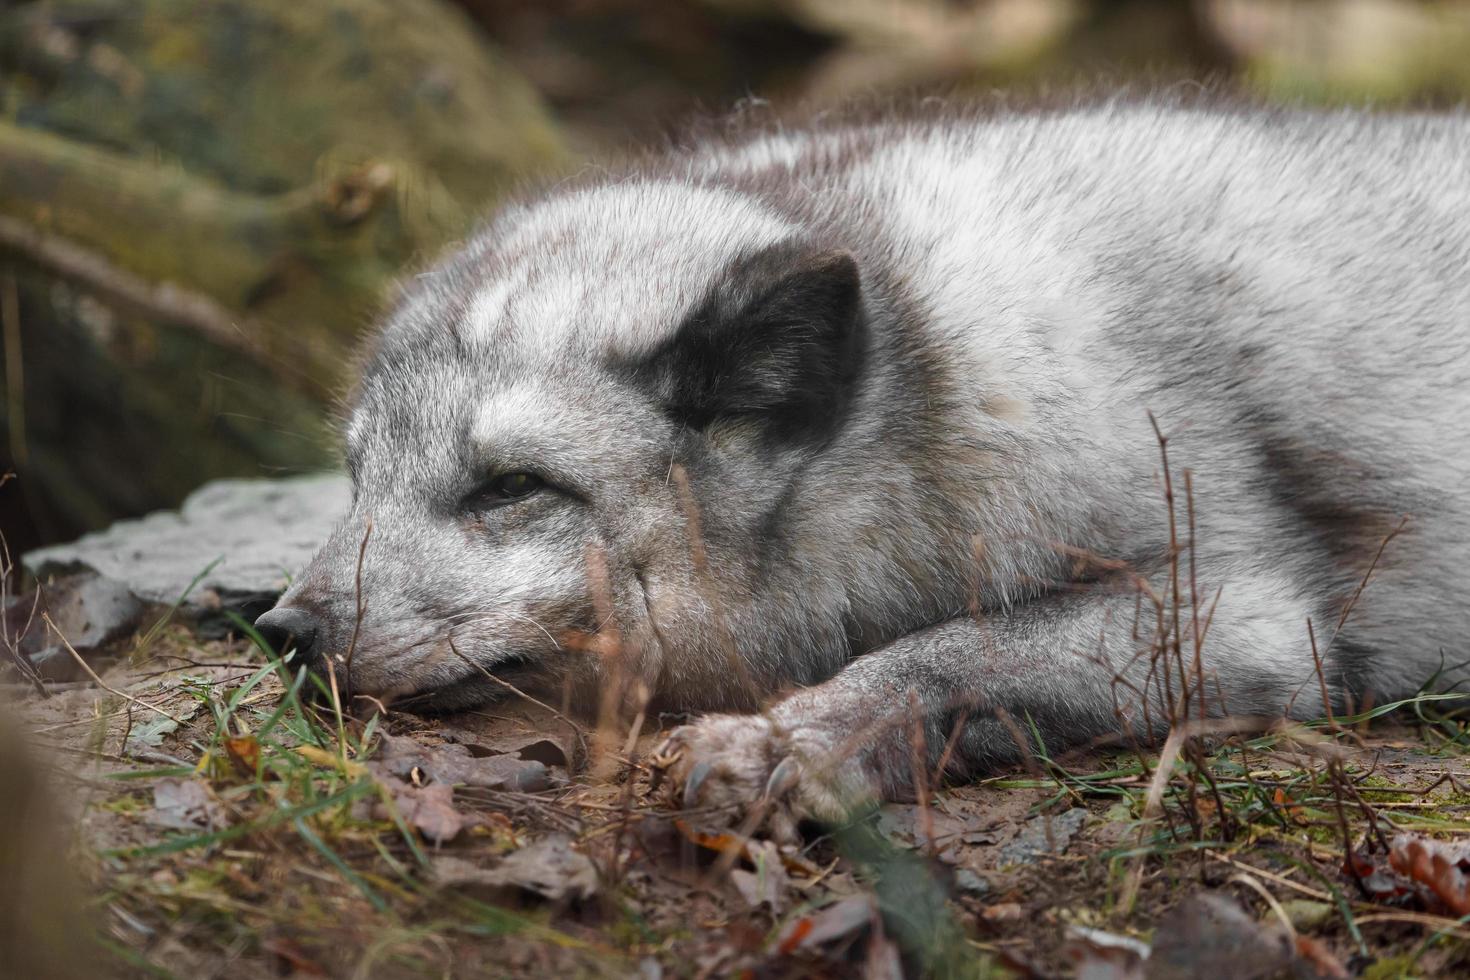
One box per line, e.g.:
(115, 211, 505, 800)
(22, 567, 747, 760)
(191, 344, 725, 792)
(633, 243, 867, 441)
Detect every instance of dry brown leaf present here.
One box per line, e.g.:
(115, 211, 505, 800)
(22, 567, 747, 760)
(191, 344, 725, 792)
(729, 840, 788, 912)
(980, 901, 1025, 923)
(294, 744, 368, 778)
(1344, 849, 1415, 900)
(382, 781, 466, 845)
(432, 835, 598, 902)
(1294, 934, 1349, 979)
(1389, 833, 1470, 916)
(672, 819, 820, 876)
(261, 936, 328, 976)
(863, 931, 903, 980)
(373, 733, 550, 792)
(773, 896, 875, 955)
(146, 778, 227, 832)
(1064, 925, 1149, 980)
(673, 819, 746, 858)
(224, 734, 261, 776)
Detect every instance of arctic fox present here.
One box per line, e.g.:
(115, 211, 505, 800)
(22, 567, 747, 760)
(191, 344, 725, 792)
(255, 97, 1470, 828)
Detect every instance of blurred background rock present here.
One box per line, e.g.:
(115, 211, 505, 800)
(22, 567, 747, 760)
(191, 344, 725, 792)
(2, 0, 1468, 555)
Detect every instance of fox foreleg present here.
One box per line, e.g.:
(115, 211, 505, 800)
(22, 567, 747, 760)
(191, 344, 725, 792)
(658, 571, 1317, 836)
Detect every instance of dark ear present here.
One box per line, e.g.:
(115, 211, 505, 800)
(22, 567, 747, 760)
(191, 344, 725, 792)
(636, 244, 867, 440)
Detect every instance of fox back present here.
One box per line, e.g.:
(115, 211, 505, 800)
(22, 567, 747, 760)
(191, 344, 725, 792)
(260, 97, 1470, 720)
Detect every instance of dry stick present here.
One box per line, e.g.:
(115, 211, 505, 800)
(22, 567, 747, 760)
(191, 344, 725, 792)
(1307, 619, 1338, 734)
(668, 464, 763, 708)
(1145, 583, 1175, 749)
(609, 681, 652, 888)
(1183, 469, 1205, 723)
(1118, 724, 1189, 916)
(668, 464, 812, 849)
(1286, 516, 1410, 718)
(1181, 729, 1231, 842)
(931, 708, 972, 789)
(2, 586, 45, 697)
(43, 612, 184, 726)
(0, 518, 47, 697)
(1236, 722, 1291, 832)
(620, 683, 650, 762)
(1308, 617, 1376, 896)
(341, 516, 373, 677)
(1231, 872, 1298, 945)
(445, 639, 588, 762)
(992, 705, 1058, 853)
(117, 702, 135, 758)
(1195, 585, 1224, 659)
(1094, 609, 1163, 784)
(1151, 418, 1210, 845)
(1146, 619, 1201, 843)
(1208, 853, 1336, 903)
(907, 688, 937, 860)
(1338, 773, 1391, 854)
(1115, 713, 1275, 917)
(1078, 628, 1172, 819)
(1122, 588, 1159, 764)
(0, 214, 291, 378)
(353, 692, 390, 719)
(1180, 522, 1232, 846)
(1212, 853, 1470, 945)
(1354, 912, 1470, 942)
(1148, 412, 1188, 721)
(2, 271, 27, 467)
(323, 657, 349, 771)
(583, 542, 631, 782)
(1329, 515, 1410, 645)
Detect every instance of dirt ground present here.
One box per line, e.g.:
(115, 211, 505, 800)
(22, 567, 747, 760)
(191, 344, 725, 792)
(8, 623, 1470, 979)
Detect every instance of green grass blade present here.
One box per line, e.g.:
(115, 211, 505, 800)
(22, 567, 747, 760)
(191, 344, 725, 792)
(105, 777, 376, 859)
(294, 816, 389, 914)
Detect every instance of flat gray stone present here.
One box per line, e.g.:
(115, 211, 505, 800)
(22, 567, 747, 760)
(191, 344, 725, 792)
(995, 807, 1088, 866)
(10, 573, 146, 679)
(22, 474, 349, 621)
(37, 574, 144, 650)
(952, 867, 993, 897)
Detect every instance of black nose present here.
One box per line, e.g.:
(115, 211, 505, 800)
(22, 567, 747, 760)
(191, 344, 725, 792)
(252, 606, 322, 666)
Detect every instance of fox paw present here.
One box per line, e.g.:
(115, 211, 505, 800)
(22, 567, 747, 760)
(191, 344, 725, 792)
(650, 713, 858, 842)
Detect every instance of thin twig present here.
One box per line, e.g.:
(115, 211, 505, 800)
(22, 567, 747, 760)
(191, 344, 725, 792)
(43, 612, 183, 725)
(342, 517, 373, 676)
(1232, 872, 1297, 944)
(908, 688, 936, 859)
(445, 639, 588, 762)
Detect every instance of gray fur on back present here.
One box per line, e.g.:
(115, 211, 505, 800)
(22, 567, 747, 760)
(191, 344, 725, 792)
(272, 94, 1470, 814)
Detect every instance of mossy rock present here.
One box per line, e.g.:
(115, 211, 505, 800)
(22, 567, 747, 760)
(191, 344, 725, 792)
(3, 0, 565, 201)
(0, 0, 569, 544)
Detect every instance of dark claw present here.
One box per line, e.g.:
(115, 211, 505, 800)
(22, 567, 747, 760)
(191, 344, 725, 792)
(683, 761, 713, 806)
(763, 756, 798, 800)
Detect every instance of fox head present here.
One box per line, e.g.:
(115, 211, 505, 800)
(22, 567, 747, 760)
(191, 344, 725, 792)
(254, 181, 871, 714)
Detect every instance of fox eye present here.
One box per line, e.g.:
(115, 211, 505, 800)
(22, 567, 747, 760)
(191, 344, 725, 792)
(478, 472, 543, 505)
